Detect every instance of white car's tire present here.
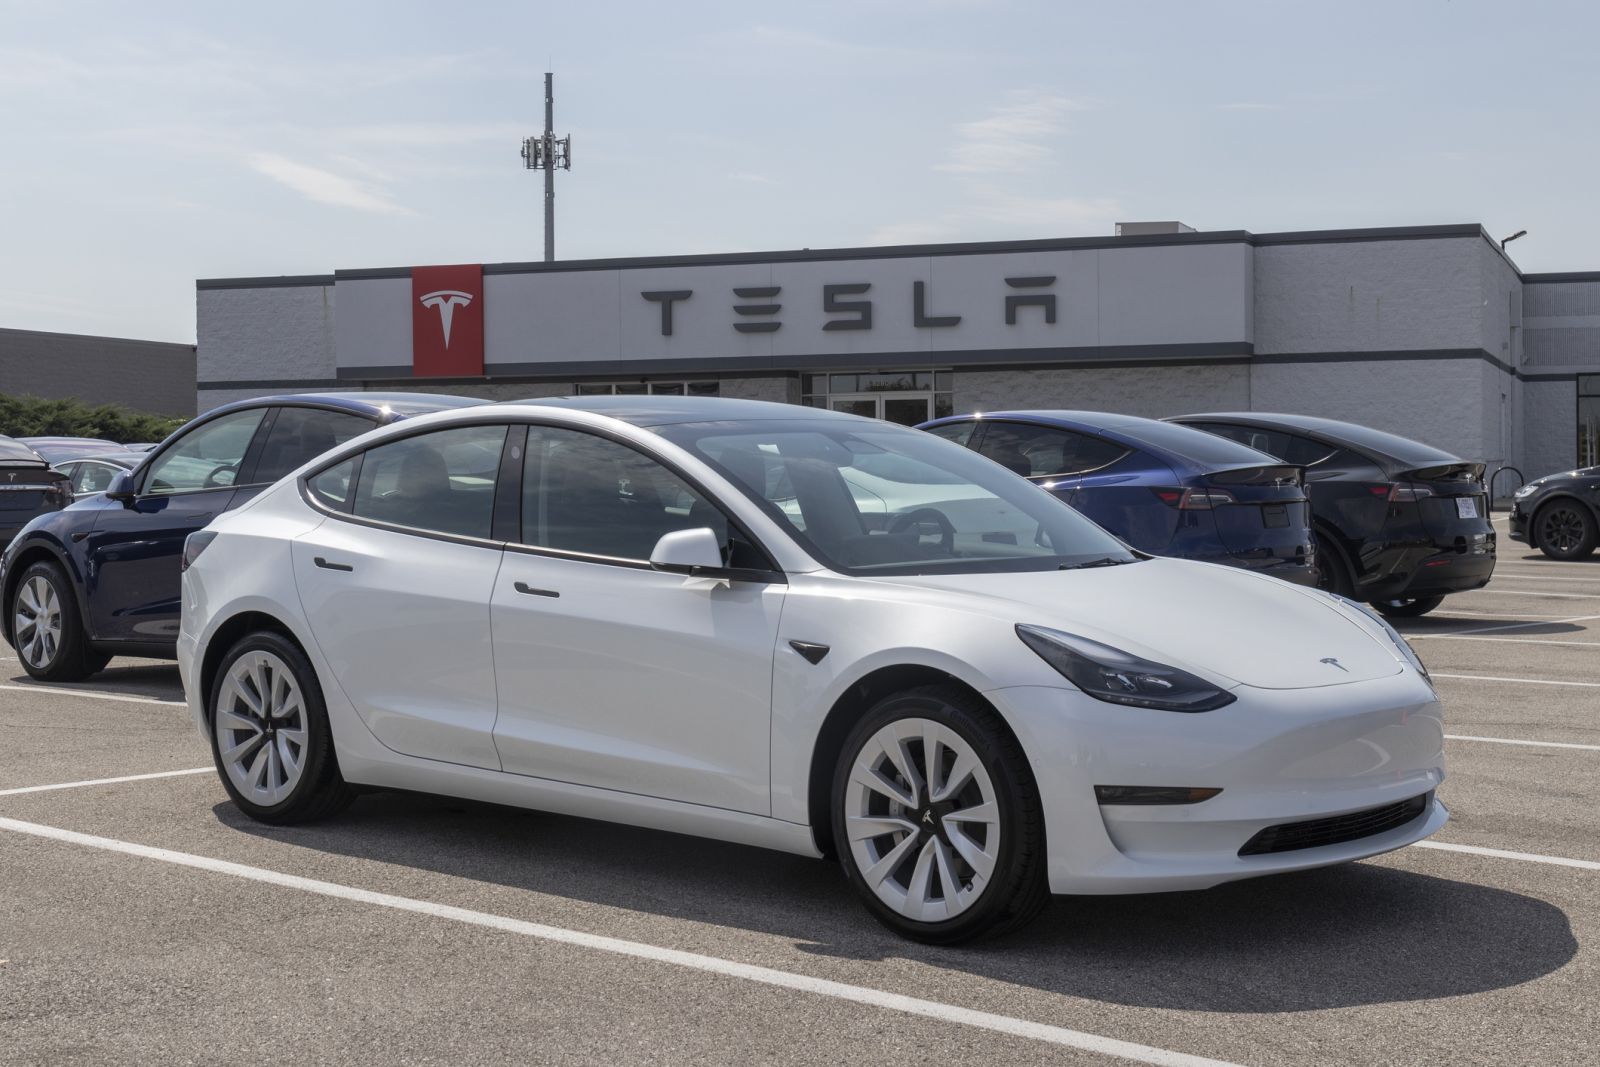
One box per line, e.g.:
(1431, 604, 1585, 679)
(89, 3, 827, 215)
(832, 685, 1048, 944)
(208, 630, 354, 824)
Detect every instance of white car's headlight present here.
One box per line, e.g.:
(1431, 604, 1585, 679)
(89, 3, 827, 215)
(1333, 595, 1432, 684)
(1015, 625, 1236, 712)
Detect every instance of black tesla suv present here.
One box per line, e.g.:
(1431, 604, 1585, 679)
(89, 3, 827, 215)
(1169, 413, 1494, 617)
(1510, 465, 1600, 559)
(1, 392, 486, 681)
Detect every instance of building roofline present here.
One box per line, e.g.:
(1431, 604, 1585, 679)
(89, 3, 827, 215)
(195, 223, 1536, 290)
(0, 326, 194, 350)
(1522, 271, 1600, 284)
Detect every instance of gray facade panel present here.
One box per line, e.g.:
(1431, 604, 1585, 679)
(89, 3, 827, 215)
(0, 328, 195, 417)
(953, 364, 1250, 419)
(198, 285, 336, 387)
(1250, 358, 1496, 468)
(1253, 238, 1484, 354)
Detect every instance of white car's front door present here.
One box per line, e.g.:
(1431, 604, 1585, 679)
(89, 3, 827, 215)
(292, 424, 510, 771)
(490, 424, 784, 815)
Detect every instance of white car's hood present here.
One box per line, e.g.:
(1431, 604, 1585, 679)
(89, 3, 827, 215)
(882, 558, 1403, 690)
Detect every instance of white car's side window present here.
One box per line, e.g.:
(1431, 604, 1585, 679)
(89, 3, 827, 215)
(348, 425, 507, 540)
(521, 426, 729, 561)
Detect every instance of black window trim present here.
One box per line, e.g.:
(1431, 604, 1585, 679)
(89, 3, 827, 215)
(976, 418, 1131, 479)
(138, 401, 381, 500)
(297, 417, 786, 582)
(508, 419, 785, 581)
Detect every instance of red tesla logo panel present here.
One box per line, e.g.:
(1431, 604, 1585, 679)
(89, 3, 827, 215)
(412, 264, 484, 377)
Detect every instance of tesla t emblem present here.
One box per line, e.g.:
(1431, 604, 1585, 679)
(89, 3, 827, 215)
(418, 289, 474, 349)
(1320, 657, 1349, 672)
(922, 810, 935, 826)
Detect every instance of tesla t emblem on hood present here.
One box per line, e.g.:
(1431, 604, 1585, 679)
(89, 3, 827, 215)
(418, 290, 474, 349)
(1320, 657, 1350, 672)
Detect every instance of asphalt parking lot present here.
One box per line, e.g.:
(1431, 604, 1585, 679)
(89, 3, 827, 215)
(1, 512, 1596, 1066)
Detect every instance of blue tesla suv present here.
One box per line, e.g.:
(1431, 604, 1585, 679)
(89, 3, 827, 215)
(1, 391, 486, 681)
(919, 411, 1315, 584)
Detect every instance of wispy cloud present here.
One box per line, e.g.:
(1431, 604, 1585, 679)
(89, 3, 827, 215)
(1217, 102, 1284, 112)
(727, 171, 777, 184)
(868, 187, 1120, 246)
(247, 153, 412, 215)
(937, 90, 1091, 175)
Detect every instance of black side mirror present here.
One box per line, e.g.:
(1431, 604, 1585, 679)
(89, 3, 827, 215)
(106, 470, 137, 504)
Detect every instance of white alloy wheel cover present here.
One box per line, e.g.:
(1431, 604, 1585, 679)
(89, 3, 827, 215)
(845, 717, 1001, 923)
(14, 575, 62, 669)
(216, 650, 309, 806)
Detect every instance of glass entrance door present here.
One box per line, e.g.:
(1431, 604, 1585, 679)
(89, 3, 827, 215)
(829, 392, 933, 426)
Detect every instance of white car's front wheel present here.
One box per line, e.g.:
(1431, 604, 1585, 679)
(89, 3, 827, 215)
(832, 685, 1048, 943)
(209, 630, 354, 824)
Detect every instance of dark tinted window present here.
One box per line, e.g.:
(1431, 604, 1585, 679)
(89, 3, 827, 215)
(253, 407, 374, 483)
(145, 408, 267, 494)
(1185, 423, 1337, 467)
(0, 437, 45, 465)
(308, 457, 359, 511)
(980, 422, 1126, 477)
(922, 421, 977, 447)
(1104, 420, 1276, 467)
(352, 425, 507, 539)
(70, 461, 121, 494)
(522, 427, 727, 561)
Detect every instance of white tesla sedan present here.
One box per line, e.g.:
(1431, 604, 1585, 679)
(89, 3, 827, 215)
(178, 397, 1446, 943)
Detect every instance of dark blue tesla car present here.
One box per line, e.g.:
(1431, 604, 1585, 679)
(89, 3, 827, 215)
(919, 411, 1315, 584)
(1, 392, 486, 681)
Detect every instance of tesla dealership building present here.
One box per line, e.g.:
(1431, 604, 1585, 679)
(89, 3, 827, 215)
(195, 222, 1600, 488)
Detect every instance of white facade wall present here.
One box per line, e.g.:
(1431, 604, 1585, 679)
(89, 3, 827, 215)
(195, 227, 1600, 485)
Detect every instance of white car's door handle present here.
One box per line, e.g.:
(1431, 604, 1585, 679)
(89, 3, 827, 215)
(514, 581, 560, 598)
(314, 557, 354, 572)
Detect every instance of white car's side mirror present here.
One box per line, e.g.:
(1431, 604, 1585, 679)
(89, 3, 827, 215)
(649, 527, 724, 573)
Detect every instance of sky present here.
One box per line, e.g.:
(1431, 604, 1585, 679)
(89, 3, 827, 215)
(3, 0, 1599, 344)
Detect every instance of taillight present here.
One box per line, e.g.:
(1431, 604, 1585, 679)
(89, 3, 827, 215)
(1154, 487, 1237, 510)
(1369, 483, 1433, 502)
(43, 482, 72, 505)
(182, 531, 217, 573)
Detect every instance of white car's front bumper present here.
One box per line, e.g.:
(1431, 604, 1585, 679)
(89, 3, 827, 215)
(989, 671, 1446, 895)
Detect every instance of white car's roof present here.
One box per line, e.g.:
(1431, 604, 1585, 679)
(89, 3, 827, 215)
(495, 395, 869, 429)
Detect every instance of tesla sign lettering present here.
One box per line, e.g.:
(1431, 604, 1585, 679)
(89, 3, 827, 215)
(412, 264, 484, 377)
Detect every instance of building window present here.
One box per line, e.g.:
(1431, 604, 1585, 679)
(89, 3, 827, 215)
(575, 381, 720, 397)
(1580, 375, 1600, 468)
(800, 369, 954, 426)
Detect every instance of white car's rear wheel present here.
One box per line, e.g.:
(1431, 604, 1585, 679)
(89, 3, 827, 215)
(832, 685, 1047, 943)
(209, 630, 354, 824)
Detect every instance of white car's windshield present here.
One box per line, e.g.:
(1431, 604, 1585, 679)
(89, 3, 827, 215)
(660, 419, 1137, 575)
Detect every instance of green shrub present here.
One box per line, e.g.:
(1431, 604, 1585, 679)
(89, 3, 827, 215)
(0, 393, 188, 445)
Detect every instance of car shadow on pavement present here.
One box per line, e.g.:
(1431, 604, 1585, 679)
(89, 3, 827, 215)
(1390, 617, 1588, 636)
(3, 661, 182, 702)
(215, 791, 1577, 1014)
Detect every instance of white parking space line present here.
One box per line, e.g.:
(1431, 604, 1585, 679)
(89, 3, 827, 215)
(1410, 634, 1600, 649)
(1476, 572, 1600, 584)
(1414, 841, 1600, 871)
(0, 767, 213, 798)
(1432, 609, 1586, 619)
(1446, 734, 1600, 752)
(1462, 589, 1600, 599)
(0, 817, 1241, 1067)
(1431, 672, 1600, 688)
(0, 684, 184, 707)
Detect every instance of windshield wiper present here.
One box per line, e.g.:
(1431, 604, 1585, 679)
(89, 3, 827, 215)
(1059, 556, 1133, 570)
